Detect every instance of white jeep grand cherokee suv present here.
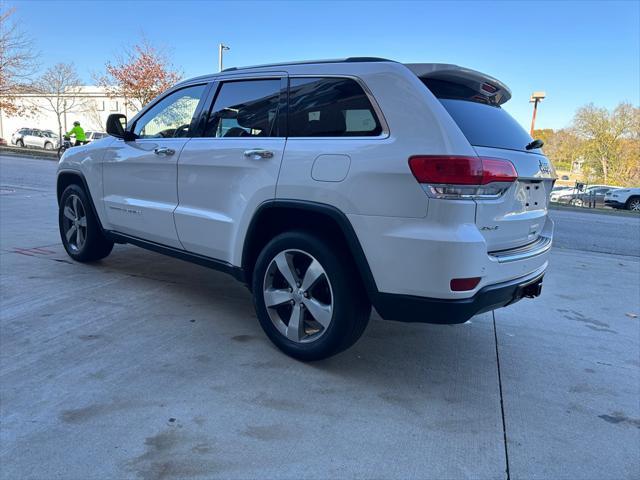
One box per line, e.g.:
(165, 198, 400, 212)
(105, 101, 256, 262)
(56, 58, 554, 360)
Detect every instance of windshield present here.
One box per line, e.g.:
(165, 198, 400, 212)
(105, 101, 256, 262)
(438, 99, 534, 152)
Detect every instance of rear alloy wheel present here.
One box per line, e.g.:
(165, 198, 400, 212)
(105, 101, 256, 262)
(570, 198, 584, 207)
(252, 231, 371, 361)
(263, 249, 334, 343)
(59, 184, 114, 262)
(16, 139, 24, 147)
(626, 197, 640, 212)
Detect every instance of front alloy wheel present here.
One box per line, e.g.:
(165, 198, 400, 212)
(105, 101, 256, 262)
(62, 194, 88, 252)
(263, 249, 333, 343)
(58, 184, 113, 262)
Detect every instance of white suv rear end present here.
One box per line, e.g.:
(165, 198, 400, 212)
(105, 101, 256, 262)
(56, 58, 554, 360)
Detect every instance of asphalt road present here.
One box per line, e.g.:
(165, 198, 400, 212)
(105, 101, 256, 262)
(1, 154, 639, 480)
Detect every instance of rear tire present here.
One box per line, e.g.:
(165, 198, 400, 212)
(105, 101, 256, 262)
(59, 184, 114, 262)
(252, 230, 371, 361)
(16, 139, 24, 147)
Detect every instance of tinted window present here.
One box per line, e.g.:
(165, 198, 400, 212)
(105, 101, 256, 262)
(439, 99, 533, 152)
(203, 79, 281, 137)
(288, 77, 382, 137)
(134, 84, 206, 139)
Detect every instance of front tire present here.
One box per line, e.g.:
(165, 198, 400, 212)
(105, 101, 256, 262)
(252, 231, 371, 361)
(44, 142, 53, 150)
(626, 197, 640, 212)
(59, 184, 114, 262)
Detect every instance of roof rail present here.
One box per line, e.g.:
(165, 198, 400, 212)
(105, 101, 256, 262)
(221, 57, 394, 72)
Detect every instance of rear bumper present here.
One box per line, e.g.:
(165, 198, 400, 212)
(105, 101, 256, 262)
(373, 267, 546, 324)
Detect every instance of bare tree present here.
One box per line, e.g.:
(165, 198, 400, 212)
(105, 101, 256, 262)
(96, 39, 181, 111)
(84, 100, 106, 131)
(32, 63, 86, 140)
(0, 7, 38, 117)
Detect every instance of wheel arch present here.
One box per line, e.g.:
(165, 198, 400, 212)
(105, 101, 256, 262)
(625, 195, 640, 209)
(241, 200, 379, 299)
(56, 170, 105, 232)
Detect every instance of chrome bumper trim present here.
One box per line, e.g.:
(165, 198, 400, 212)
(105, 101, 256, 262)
(489, 235, 552, 263)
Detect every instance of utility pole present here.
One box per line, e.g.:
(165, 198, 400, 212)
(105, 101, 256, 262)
(529, 91, 546, 136)
(218, 43, 230, 72)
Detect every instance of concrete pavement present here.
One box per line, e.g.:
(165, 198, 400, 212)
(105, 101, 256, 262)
(1, 154, 638, 479)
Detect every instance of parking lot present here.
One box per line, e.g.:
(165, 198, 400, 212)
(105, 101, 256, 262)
(1, 154, 638, 479)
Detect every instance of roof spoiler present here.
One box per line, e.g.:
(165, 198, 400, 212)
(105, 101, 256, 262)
(405, 63, 512, 105)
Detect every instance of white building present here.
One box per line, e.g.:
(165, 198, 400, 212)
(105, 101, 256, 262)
(0, 86, 137, 139)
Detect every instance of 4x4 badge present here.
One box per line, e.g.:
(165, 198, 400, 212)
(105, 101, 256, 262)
(539, 159, 551, 174)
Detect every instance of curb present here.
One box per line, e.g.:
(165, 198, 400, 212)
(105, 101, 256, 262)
(0, 146, 58, 161)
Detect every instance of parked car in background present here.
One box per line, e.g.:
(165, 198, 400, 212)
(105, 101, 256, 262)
(10, 128, 60, 150)
(10, 128, 30, 146)
(0, 138, 7, 146)
(84, 131, 107, 143)
(565, 186, 619, 208)
(550, 184, 618, 204)
(605, 188, 640, 211)
(26, 129, 60, 150)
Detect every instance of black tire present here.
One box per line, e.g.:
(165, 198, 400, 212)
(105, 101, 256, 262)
(252, 230, 371, 361)
(625, 196, 640, 212)
(58, 184, 113, 262)
(44, 142, 53, 150)
(16, 139, 24, 147)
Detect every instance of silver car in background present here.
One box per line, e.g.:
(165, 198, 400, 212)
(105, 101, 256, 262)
(11, 128, 60, 150)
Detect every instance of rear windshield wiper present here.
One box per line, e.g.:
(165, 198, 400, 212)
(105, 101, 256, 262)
(526, 139, 544, 150)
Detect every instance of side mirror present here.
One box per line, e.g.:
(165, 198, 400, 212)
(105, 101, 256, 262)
(106, 113, 136, 141)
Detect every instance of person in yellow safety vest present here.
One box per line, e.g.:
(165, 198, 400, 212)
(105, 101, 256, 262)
(66, 121, 87, 146)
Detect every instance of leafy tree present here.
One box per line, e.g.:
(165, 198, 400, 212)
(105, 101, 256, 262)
(534, 128, 582, 172)
(96, 40, 182, 112)
(573, 102, 639, 184)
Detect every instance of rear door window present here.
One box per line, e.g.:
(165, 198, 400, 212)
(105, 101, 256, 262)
(288, 77, 382, 137)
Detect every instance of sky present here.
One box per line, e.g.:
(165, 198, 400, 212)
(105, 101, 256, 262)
(9, 0, 640, 131)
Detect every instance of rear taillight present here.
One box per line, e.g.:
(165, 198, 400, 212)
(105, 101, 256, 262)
(408, 155, 517, 199)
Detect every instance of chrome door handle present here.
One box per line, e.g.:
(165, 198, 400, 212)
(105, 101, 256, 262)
(154, 147, 175, 156)
(243, 149, 274, 159)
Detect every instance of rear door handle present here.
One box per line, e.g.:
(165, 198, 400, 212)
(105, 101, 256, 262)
(243, 149, 274, 160)
(154, 147, 175, 156)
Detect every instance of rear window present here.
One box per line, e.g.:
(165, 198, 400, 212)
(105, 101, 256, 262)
(438, 99, 533, 152)
(288, 77, 382, 137)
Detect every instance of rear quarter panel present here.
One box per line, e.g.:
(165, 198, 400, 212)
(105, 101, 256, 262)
(275, 62, 476, 218)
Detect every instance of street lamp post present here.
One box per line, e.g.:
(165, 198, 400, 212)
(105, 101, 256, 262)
(218, 43, 230, 72)
(529, 91, 546, 136)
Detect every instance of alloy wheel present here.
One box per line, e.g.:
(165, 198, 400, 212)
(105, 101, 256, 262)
(263, 249, 333, 343)
(62, 194, 87, 252)
(630, 199, 640, 211)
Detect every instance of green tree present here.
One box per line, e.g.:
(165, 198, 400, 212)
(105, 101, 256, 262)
(533, 128, 582, 172)
(573, 102, 639, 184)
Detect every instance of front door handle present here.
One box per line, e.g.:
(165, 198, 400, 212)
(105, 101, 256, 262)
(154, 147, 175, 156)
(243, 149, 274, 160)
